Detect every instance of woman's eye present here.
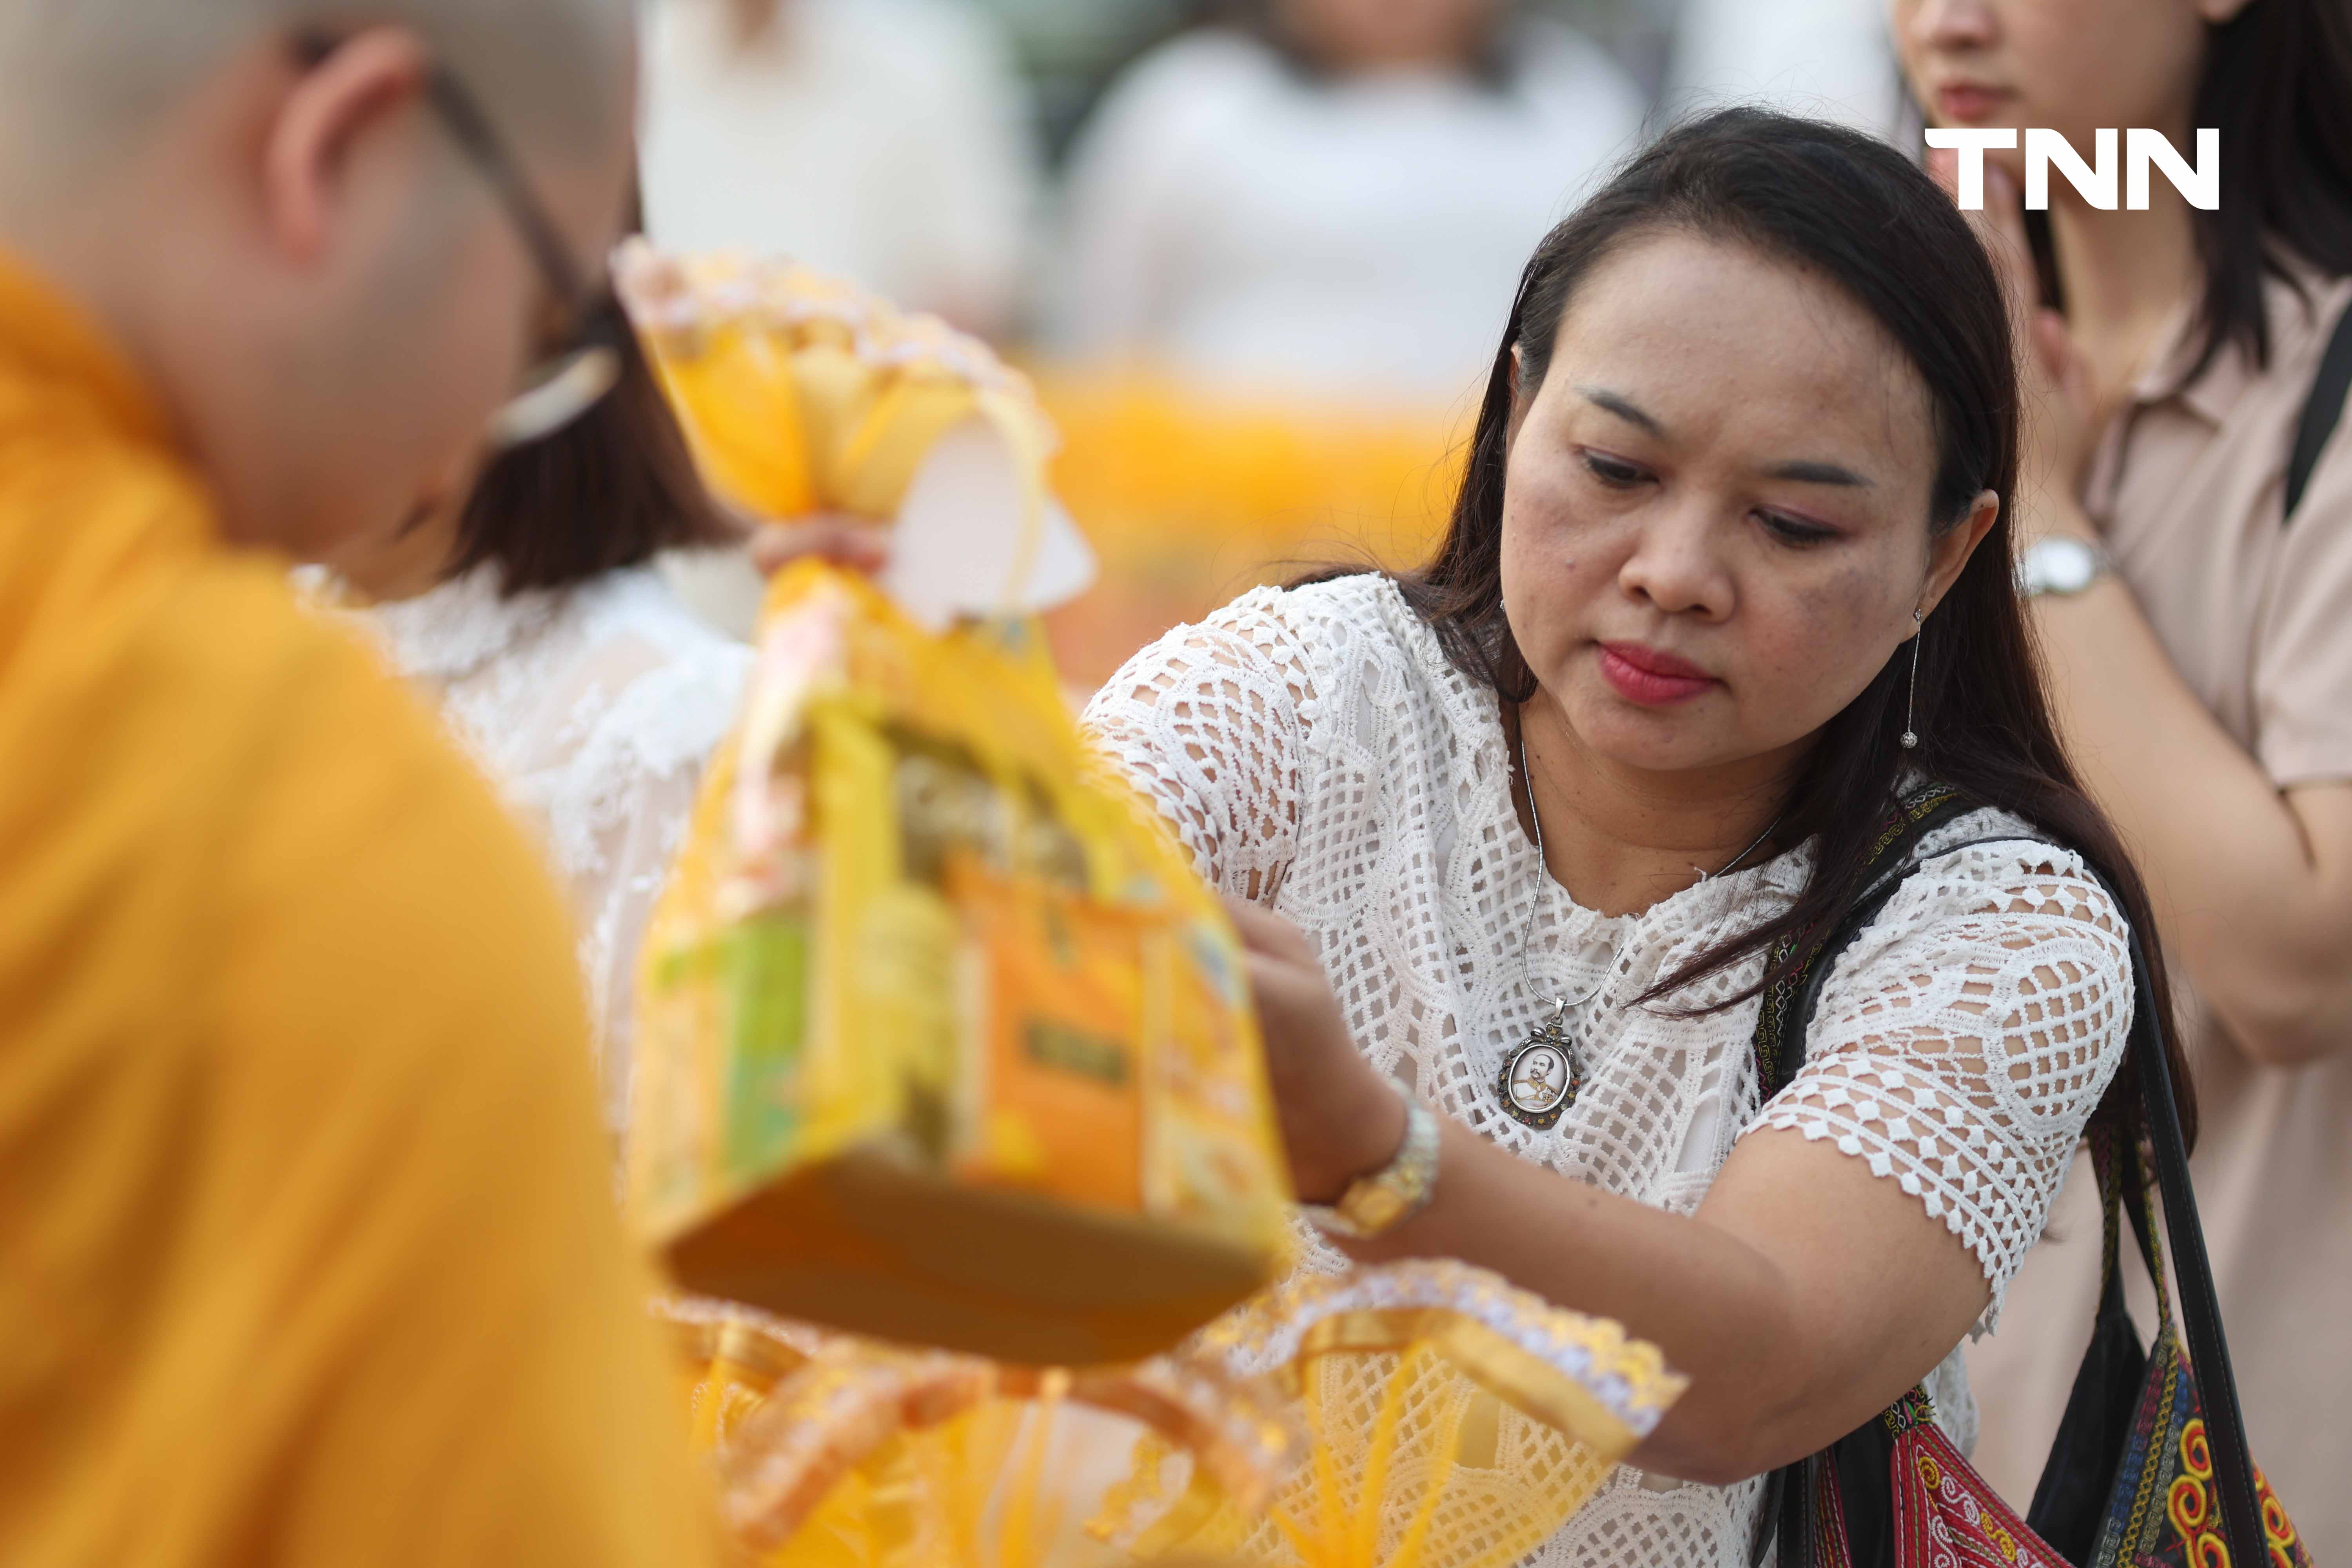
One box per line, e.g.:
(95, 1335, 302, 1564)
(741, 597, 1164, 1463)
(1580, 451, 1648, 488)
(1757, 510, 1838, 546)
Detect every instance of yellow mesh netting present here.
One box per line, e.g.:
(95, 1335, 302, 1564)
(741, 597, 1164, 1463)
(681, 1263, 1686, 1568)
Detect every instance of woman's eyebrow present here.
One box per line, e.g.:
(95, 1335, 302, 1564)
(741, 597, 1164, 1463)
(1767, 459, 1874, 489)
(1576, 387, 1875, 489)
(1576, 385, 1663, 434)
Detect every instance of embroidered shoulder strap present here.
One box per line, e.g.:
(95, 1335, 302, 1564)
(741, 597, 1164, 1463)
(1749, 784, 1977, 1101)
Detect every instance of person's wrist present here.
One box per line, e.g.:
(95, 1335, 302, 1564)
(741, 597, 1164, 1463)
(2017, 533, 2114, 600)
(1300, 1082, 1440, 1241)
(1291, 1072, 1410, 1206)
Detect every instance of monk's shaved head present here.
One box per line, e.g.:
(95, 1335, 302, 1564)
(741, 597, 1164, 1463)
(0, 0, 642, 563)
(0, 0, 632, 189)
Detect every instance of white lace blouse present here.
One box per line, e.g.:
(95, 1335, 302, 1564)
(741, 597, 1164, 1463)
(312, 562, 753, 1134)
(1080, 572, 2133, 1566)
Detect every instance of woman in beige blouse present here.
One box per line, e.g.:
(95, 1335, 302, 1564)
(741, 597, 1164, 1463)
(1893, 0, 2352, 1545)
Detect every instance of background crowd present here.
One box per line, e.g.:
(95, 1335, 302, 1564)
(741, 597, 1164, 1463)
(639, 0, 1907, 678)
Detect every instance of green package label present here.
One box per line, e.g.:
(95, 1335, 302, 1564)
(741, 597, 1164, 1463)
(722, 912, 811, 1179)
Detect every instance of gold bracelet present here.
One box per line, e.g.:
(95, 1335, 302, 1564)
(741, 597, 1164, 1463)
(1301, 1082, 1441, 1240)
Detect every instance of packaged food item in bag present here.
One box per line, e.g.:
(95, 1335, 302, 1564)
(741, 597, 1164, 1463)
(620, 248, 1294, 1366)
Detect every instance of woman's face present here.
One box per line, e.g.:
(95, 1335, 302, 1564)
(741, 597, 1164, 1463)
(1499, 230, 1993, 784)
(1277, 0, 1499, 72)
(1891, 0, 2245, 154)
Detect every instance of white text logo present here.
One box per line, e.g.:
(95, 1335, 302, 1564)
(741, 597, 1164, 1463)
(1925, 128, 2219, 211)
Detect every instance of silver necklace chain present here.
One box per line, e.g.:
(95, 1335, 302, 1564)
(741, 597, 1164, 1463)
(1514, 716, 1783, 1018)
(1495, 710, 1790, 1128)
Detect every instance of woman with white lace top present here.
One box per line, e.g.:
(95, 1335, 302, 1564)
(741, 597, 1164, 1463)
(1078, 109, 2190, 1564)
(303, 325, 755, 1137)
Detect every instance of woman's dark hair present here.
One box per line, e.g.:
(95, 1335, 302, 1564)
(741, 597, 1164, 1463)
(1392, 107, 2193, 1145)
(448, 307, 740, 596)
(2025, 0, 2352, 378)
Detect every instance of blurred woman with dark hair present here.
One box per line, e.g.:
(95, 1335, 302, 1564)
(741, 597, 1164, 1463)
(1893, 0, 2352, 1532)
(638, 0, 1038, 338)
(1050, 0, 1645, 405)
(301, 320, 752, 1136)
(1035, 0, 1648, 687)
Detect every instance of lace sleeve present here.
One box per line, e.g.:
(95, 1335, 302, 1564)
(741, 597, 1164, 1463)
(510, 629, 752, 1133)
(1080, 589, 1315, 904)
(1742, 838, 2134, 1327)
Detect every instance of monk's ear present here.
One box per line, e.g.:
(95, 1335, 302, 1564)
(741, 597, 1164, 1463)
(262, 28, 432, 266)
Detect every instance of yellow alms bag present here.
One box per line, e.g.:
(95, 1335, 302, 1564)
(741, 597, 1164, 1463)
(621, 250, 1292, 1366)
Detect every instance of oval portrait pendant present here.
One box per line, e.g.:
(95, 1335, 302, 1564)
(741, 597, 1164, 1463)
(1497, 1004, 1581, 1130)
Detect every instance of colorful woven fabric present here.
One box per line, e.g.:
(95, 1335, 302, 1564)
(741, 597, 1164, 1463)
(1887, 1423, 2067, 1568)
(2083, 1193, 2313, 1568)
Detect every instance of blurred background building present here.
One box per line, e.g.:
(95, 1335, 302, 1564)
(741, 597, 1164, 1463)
(639, 0, 1908, 684)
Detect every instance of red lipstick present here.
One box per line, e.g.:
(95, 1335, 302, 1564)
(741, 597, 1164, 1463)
(1935, 83, 2010, 125)
(1596, 642, 1719, 707)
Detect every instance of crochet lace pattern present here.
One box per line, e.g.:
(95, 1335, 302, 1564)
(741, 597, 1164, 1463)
(1082, 572, 2132, 1566)
(316, 561, 753, 1135)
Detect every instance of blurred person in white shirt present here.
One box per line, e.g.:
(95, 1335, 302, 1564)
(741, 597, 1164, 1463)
(1047, 0, 1648, 410)
(639, 0, 1044, 638)
(638, 0, 1042, 338)
(1664, 0, 1904, 141)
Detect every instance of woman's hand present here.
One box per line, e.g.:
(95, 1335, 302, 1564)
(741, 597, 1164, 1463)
(1926, 150, 2100, 547)
(1223, 897, 1407, 1204)
(748, 515, 891, 577)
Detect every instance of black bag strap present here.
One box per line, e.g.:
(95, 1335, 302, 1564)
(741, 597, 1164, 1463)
(2284, 295, 2352, 524)
(2038, 918, 2265, 1564)
(1748, 788, 1980, 1106)
(2118, 917, 2267, 1562)
(1746, 788, 1985, 1568)
(2020, 1126, 2145, 1563)
(1749, 804, 2267, 1568)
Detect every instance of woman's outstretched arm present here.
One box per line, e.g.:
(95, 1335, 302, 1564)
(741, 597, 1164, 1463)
(1229, 836, 2129, 1484)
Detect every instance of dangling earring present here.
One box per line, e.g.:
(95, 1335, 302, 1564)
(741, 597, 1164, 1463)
(1900, 608, 1924, 750)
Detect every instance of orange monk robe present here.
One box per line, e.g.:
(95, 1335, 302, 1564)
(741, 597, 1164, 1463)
(0, 252, 715, 1566)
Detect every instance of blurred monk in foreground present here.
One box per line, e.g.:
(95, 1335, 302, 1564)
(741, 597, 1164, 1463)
(0, 4, 714, 1564)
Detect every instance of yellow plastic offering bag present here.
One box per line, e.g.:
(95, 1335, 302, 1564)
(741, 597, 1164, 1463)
(692, 1316, 1295, 1568)
(683, 1262, 1686, 1568)
(631, 562, 1291, 1365)
(620, 246, 1292, 1365)
(1098, 1261, 1689, 1568)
